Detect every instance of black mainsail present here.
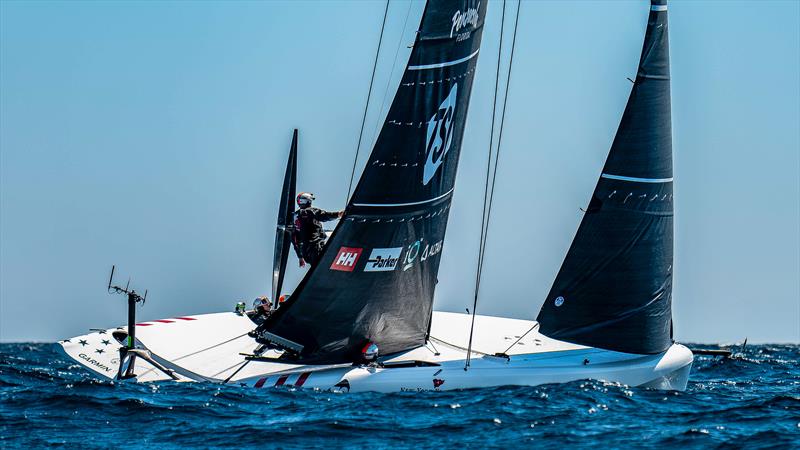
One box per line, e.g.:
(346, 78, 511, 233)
(536, 0, 674, 355)
(263, 0, 487, 363)
(271, 129, 298, 304)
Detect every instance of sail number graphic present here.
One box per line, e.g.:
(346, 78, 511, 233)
(422, 84, 458, 185)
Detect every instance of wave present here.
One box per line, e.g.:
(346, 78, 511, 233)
(1, 343, 798, 449)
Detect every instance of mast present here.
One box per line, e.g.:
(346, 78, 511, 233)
(271, 129, 298, 305)
(536, 0, 674, 355)
(261, 0, 488, 364)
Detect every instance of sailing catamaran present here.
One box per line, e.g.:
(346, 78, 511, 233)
(59, 0, 693, 392)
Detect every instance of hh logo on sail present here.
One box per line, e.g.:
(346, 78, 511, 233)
(330, 247, 363, 272)
(364, 247, 402, 272)
(422, 84, 458, 185)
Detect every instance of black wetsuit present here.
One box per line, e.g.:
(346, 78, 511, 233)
(292, 207, 339, 266)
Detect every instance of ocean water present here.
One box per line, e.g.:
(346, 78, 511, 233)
(0, 343, 798, 449)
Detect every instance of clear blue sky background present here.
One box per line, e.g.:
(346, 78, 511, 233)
(1, 0, 798, 343)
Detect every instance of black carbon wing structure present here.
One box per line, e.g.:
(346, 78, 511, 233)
(272, 129, 298, 303)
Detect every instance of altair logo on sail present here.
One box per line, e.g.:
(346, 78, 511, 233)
(422, 84, 458, 185)
(450, 2, 480, 38)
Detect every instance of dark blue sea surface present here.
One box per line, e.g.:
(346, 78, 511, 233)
(1, 343, 798, 449)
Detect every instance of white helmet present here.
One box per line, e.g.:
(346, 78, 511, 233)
(253, 296, 270, 309)
(296, 192, 315, 208)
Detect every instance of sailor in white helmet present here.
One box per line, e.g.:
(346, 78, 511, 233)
(291, 192, 343, 267)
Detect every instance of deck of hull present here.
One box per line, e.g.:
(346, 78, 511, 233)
(58, 310, 693, 391)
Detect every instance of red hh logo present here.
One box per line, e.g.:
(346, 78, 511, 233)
(433, 378, 445, 389)
(330, 247, 363, 272)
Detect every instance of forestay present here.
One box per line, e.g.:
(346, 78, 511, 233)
(263, 0, 488, 364)
(537, 0, 674, 355)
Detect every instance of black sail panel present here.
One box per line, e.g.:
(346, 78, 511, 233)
(271, 129, 298, 302)
(264, 0, 487, 364)
(536, 0, 674, 355)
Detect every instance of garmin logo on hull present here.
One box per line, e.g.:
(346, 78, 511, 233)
(364, 247, 402, 272)
(79, 353, 113, 373)
(422, 84, 458, 185)
(330, 247, 362, 272)
(450, 2, 480, 38)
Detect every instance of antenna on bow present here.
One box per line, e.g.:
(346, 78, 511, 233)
(108, 265, 147, 306)
(106, 265, 150, 379)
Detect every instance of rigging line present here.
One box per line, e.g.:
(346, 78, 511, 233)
(466, 0, 507, 370)
(502, 322, 539, 355)
(488, 1, 524, 358)
(370, 0, 414, 151)
(346, 0, 390, 203)
(171, 332, 251, 362)
(429, 335, 491, 357)
(426, 338, 440, 356)
(481, 0, 521, 260)
(221, 360, 248, 383)
(466, 0, 521, 370)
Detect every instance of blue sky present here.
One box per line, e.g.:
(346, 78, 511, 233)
(1, 0, 798, 343)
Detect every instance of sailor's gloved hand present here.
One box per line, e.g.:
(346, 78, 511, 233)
(299, 258, 306, 268)
(338, 210, 344, 219)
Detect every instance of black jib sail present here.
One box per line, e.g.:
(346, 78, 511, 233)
(271, 129, 298, 304)
(263, 0, 487, 363)
(536, 0, 674, 355)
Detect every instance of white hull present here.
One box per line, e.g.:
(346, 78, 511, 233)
(59, 311, 693, 391)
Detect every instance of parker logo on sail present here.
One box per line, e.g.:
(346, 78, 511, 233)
(422, 84, 458, 185)
(330, 247, 362, 272)
(450, 2, 480, 38)
(364, 247, 402, 272)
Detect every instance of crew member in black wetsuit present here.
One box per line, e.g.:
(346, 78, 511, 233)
(291, 192, 343, 267)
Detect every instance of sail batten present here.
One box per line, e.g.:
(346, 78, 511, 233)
(408, 49, 480, 70)
(600, 173, 673, 183)
(351, 188, 454, 208)
(263, 0, 487, 364)
(536, 0, 674, 355)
